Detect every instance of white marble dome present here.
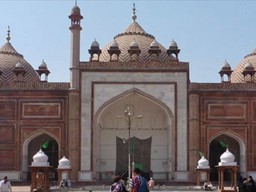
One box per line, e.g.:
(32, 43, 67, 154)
(31, 149, 49, 166)
(219, 148, 237, 166)
(197, 156, 210, 169)
(58, 156, 71, 169)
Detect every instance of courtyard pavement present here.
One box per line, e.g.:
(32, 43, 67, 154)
(11, 183, 219, 192)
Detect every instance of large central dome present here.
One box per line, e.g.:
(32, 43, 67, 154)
(98, 7, 175, 63)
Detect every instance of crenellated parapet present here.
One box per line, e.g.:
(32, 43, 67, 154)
(80, 61, 189, 71)
(190, 82, 256, 91)
(0, 82, 69, 90)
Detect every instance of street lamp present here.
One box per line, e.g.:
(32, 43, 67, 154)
(115, 104, 143, 181)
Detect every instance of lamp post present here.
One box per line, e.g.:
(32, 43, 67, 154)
(116, 104, 143, 181)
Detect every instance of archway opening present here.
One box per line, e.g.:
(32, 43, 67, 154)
(27, 134, 59, 181)
(116, 136, 152, 180)
(94, 91, 174, 181)
(209, 134, 240, 181)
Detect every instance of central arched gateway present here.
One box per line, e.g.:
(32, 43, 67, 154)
(80, 67, 189, 181)
(94, 89, 175, 181)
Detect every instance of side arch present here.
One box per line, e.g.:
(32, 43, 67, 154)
(209, 131, 246, 179)
(22, 130, 60, 181)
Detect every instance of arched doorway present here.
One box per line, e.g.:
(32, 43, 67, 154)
(209, 134, 240, 181)
(116, 136, 152, 179)
(94, 90, 174, 181)
(27, 134, 59, 181)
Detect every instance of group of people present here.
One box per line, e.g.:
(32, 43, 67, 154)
(110, 168, 154, 192)
(239, 176, 256, 192)
(1, 171, 256, 192)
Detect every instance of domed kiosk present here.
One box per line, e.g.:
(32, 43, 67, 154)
(30, 149, 52, 192)
(57, 156, 72, 184)
(215, 148, 239, 192)
(196, 156, 210, 186)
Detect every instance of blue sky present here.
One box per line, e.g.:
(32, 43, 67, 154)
(0, 0, 256, 83)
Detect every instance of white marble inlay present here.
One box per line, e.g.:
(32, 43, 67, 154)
(80, 71, 188, 174)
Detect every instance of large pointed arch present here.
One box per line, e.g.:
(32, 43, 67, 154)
(22, 130, 60, 181)
(94, 88, 175, 124)
(92, 88, 175, 180)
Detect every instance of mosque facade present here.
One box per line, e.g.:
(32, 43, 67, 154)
(0, 4, 256, 183)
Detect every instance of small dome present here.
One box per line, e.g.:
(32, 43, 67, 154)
(39, 60, 48, 69)
(150, 40, 159, 47)
(58, 156, 71, 169)
(222, 60, 231, 68)
(71, 5, 81, 16)
(245, 62, 254, 69)
(170, 40, 178, 48)
(220, 148, 235, 162)
(197, 156, 210, 169)
(219, 148, 237, 166)
(33, 149, 48, 162)
(110, 40, 119, 48)
(15, 62, 23, 68)
(130, 39, 139, 47)
(91, 39, 100, 48)
(32, 149, 49, 166)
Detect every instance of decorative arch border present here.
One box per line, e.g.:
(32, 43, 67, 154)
(22, 129, 60, 180)
(92, 87, 176, 178)
(94, 88, 175, 124)
(208, 130, 246, 176)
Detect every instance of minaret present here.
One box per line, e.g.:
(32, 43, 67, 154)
(69, 2, 83, 89)
(68, 3, 83, 181)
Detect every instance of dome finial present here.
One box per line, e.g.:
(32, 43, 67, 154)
(132, 3, 137, 22)
(6, 26, 11, 42)
(75, 0, 77, 6)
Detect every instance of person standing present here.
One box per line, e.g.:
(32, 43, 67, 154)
(148, 178, 155, 190)
(110, 176, 127, 192)
(129, 168, 149, 192)
(0, 176, 12, 192)
(59, 179, 68, 192)
(244, 175, 256, 192)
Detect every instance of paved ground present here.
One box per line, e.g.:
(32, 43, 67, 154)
(11, 184, 218, 192)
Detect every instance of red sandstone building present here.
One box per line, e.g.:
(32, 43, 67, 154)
(0, 4, 255, 183)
